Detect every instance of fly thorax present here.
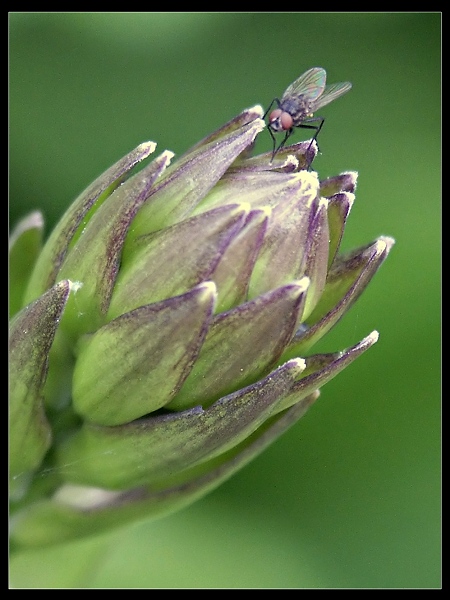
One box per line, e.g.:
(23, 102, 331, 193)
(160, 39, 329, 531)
(280, 96, 313, 121)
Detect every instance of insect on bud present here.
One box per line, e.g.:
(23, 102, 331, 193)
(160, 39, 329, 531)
(264, 67, 352, 161)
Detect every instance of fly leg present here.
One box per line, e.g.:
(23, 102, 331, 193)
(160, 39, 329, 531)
(262, 98, 280, 120)
(297, 116, 325, 168)
(298, 116, 325, 150)
(271, 128, 293, 161)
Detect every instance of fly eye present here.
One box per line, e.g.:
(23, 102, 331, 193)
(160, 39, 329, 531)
(269, 108, 282, 123)
(279, 112, 293, 130)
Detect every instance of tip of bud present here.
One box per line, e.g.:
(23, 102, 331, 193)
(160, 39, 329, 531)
(342, 170, 358, 186)
(9, 211, 44, 252)
(365, 330, 379, 345)
(53, 484, 124, 510)
(68, 280, 83, 293)
(377, 236, 396, 252)
(137, 141, 157, 154)
(194, 280, 218, 298)
(278, 154, 299, 172)
(285, 357, 307, 372)
(245, 104, 265, 119)
(252, 117, 266, 135)
(295, 276, 310, 294)
(318, 197, 329, 210)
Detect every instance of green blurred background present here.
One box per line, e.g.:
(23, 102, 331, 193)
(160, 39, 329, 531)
(9, 13, 441, 588)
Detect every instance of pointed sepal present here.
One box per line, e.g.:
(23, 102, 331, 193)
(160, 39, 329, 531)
(9, 211, 44, 319)
(23, 142, 157, 305)
(9, 280, 72, 479)
(275, 331, 380, 414)
(108, 204, 249, 320)
(167, 278, 309, 411)
(72, 283, 217, 425)
(282, 236, 395, 357)
(57, 151, 172, 338)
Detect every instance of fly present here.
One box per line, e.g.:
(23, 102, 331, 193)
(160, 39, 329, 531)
(264, 67, 352, 162)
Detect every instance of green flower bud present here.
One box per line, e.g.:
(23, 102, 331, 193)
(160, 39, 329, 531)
(9, 104, 394, 548)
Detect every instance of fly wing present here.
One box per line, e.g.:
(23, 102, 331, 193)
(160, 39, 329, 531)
(281, 67, 327, 102)
(311, 81, 352, 111)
